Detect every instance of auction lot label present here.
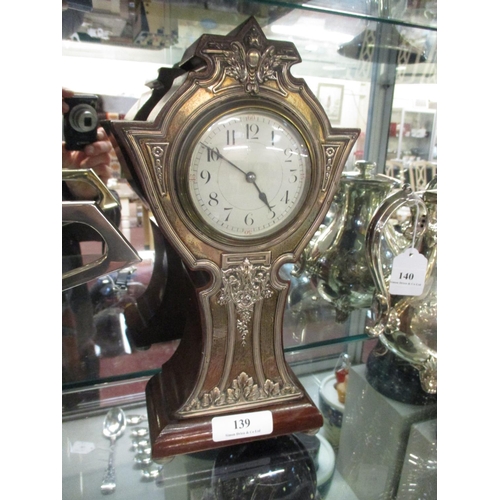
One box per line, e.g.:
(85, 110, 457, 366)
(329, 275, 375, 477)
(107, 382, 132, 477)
(212, 410, 273, 442)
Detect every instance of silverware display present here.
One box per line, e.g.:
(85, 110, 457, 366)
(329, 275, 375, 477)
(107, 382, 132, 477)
(365, 180, 437, 404)
(293, 160, 401, 322)
(126, 414, 148, 426)
(100, 408, 127, 494)
(130, 427, 149, 438)
(125, 418, 163, 481)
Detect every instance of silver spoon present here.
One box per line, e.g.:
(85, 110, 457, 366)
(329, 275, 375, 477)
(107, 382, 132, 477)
(130, 427, 148, 438)
(134, 452, 152, 467)
(136, 444, 152, 455)
(126, 414, 147, 425)
(100, 408, 127, 495)
(141, 465, 161, 481)
(131, 437, 150, 451)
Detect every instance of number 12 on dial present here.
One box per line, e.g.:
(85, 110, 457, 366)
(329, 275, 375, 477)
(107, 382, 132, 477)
(187, 109, 312, 240)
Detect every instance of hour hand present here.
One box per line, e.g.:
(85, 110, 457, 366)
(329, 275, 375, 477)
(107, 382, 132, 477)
(200, 142, 273, 212)
(242, 171, 273, 212)
(257, 188, 273, 212)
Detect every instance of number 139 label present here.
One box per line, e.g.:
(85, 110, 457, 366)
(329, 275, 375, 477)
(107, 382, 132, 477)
(212, 410, 273, 442)
(389, 248, 428, 296)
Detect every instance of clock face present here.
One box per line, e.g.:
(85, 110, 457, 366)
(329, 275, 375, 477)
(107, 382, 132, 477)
(184, 108, 312, 240)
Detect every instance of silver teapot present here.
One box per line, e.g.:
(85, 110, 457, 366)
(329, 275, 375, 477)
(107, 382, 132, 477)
(365, 179, 437, 404)
(292, 161, 400, 322)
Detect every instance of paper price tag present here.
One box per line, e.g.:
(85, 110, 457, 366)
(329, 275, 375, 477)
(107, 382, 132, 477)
(389, 248, 428, 296)
(70, 441, 95, 454)
(212, 410, 273, 443)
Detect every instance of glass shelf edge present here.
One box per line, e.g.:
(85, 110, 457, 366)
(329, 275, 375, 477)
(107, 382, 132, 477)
(284, 333, 370, 353)
(255, 0, 437, 31)
(62, 335, 369, 391)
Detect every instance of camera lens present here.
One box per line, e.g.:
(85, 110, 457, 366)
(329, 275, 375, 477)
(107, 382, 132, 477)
(69, 103, 99, 133)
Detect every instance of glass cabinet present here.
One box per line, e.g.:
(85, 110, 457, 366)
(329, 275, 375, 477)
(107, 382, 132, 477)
(62, 1, 438, 498)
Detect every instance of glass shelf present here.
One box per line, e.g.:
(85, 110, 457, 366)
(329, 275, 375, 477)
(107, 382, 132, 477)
(62, 362, 436, 500)
(63, 368, 358, 499)
(255, 0, 437, 30)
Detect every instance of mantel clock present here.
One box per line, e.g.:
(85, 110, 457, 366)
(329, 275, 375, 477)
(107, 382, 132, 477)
(107, 17, 359, 461)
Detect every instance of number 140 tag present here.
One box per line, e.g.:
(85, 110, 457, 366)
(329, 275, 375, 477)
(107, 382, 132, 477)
(389, 248, 428, 296)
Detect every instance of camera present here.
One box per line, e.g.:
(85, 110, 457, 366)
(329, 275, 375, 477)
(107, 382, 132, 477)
(63, 94, 99, 150)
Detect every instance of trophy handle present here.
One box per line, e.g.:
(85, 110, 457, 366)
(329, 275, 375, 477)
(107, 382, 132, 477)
(365, 184, 428, 326)
(365, 184, 438, 394)
(62, 169, 141, 291)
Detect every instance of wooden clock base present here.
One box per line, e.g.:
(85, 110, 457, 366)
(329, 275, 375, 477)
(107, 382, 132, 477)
(146, 368, 323, 462)
(143, 254, 325, 462)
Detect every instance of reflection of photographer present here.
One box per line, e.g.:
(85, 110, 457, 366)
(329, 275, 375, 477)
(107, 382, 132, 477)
(62, 88, 121, 409)
(62, 88, 114, 200)
(64, 93, 99, 150)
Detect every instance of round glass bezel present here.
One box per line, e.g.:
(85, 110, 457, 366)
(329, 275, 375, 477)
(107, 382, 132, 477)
(175, 100, 315, 246)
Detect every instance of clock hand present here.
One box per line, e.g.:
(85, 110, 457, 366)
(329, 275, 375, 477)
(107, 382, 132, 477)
(200, 143, 247, 176)
(248, 176, 274, 212)
(200, 143, 274, 212)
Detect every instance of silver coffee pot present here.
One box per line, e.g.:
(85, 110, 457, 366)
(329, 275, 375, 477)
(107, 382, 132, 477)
(364, 179, 437, 404)
(292, 161, 400, 322)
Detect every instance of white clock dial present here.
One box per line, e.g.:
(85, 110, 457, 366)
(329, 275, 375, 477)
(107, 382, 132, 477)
(187, 108, 312, 240)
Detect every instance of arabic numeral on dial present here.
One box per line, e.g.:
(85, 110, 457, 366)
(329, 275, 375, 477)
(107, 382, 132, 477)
(208, 192, 219, 206)
(272, 128, 284, 146)
(227, 130, 236, 145)
(206, 147, 220, 162)
(200, 170, 211, 184)
(224, 207, 232, 221)
(284, 148, 293, 162)
(245, 213, 254, 226)
(288, 170, 298, 183)
(281, 190, 289, 204)
(246, 123, 259, 140)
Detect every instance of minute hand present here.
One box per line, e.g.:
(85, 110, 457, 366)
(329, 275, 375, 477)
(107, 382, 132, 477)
(200, 143, 274, 212)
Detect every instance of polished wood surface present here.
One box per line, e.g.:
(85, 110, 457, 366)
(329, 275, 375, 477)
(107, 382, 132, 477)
(145, 260, 323, 460)
(146, 366, 324, 461)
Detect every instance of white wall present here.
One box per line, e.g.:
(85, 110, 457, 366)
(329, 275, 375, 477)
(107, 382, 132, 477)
(393, 83, 438, 110)
(62, 40, 170, 98)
